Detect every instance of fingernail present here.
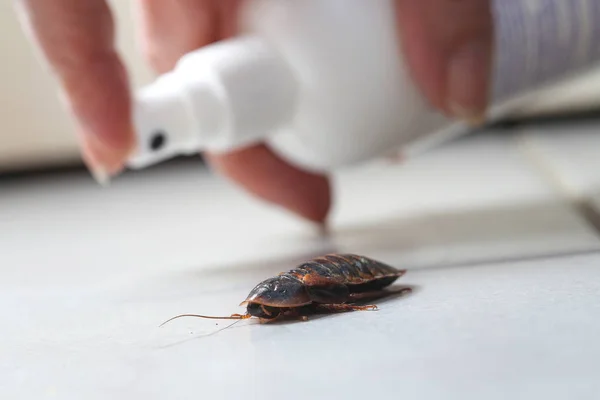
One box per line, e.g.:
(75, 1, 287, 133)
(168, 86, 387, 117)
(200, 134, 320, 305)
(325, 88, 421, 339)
(89, 165, 111, 187)
(79, 133, 130, 180)
(448, 39, 490, 123)
(80, 149, 114, 187)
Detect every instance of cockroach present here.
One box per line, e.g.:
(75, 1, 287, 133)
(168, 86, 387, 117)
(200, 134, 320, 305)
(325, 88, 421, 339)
(160, 253, 410, 326)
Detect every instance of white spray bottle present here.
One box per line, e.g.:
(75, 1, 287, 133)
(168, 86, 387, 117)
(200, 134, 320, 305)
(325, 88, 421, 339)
(127, 0, 600, 173)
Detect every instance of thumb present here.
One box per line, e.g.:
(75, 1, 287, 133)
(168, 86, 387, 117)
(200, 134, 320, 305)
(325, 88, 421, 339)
(395, 0, 494, 122)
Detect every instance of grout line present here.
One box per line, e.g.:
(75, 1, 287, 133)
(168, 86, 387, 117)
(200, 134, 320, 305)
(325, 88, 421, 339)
(570, 201, 600, 234)
(412, 247, 600, 273)
(514, 130, 600, 235)
(515, 132, 579, 197)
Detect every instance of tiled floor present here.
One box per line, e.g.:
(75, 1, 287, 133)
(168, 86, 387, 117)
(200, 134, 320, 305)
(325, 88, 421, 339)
(516, 119, 600, 202)
(2, 124, 600, 399)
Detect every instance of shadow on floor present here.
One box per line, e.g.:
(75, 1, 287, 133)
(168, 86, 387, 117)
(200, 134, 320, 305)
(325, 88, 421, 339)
(330, 197, 600, 268)
(176, 197, 600, 279)
(150, 196, 600, 349)
(142, 196, 600, 310)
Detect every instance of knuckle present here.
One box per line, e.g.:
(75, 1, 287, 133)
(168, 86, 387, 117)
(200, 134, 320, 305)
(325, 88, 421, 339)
(140, 43, 172, 73)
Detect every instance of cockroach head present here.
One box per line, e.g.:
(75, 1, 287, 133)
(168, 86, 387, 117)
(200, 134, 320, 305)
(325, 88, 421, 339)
(240, 275, 311, 310)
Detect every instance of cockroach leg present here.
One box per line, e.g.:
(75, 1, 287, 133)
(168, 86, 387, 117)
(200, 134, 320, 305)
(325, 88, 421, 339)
(317, 304, 378, 313)
(348, 287, 413, 302)
(282, 308, 311, 322)
(260, 306, 275, 317)
(286, 309, 310, 321)
(258, 313, 309, 323)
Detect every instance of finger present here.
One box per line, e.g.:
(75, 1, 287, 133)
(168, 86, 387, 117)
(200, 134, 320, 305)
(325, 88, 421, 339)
(14, 0, 135, 175)
(134, 0, 332, 223)
(205, 145, 331, 223)
(132, 0, 219, 73)
(395, 0, 494, 122)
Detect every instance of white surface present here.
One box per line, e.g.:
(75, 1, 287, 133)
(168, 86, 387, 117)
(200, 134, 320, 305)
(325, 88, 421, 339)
(2, 131, 600, 399)
(332, 133, 600, 267)
(4, 253, 600, 400)
(517, 120, 600, 202)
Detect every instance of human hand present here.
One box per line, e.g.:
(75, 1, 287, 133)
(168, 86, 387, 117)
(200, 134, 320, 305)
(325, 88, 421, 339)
(14, 0, 493, 225)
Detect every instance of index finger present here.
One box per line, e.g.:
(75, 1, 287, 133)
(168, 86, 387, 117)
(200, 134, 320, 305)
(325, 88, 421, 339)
(14, 0, 135, 175)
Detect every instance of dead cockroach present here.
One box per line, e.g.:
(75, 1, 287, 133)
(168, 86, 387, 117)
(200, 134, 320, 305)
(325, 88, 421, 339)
(160, 253, 410, 326)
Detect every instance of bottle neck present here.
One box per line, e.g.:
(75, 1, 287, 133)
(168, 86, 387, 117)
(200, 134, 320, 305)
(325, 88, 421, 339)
(128, 35, 299, 169)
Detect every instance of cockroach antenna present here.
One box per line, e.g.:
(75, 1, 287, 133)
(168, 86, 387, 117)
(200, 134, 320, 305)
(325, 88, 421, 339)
(159, 313, 252, 327)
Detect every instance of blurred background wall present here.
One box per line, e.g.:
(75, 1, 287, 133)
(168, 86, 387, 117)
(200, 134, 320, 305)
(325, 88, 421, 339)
(0, 1, 154, 173)
(1, 1, 600, 174)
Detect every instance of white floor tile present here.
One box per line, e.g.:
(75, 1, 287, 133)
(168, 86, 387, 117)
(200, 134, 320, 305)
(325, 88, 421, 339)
(2, 131, 600, 399)
(3, 251, 600, 400)
(517, 119, 600, 207)
(0, 164, 329, 289)
(330, 132, 600, 267)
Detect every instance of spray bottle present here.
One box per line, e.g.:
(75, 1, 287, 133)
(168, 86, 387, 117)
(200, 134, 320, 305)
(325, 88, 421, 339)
(126, 0, 600, 173)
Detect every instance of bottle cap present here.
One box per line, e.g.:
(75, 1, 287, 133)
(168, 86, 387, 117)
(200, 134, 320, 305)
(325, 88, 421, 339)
(128, 75, 202, 169)
(126, 36, 298, 169)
